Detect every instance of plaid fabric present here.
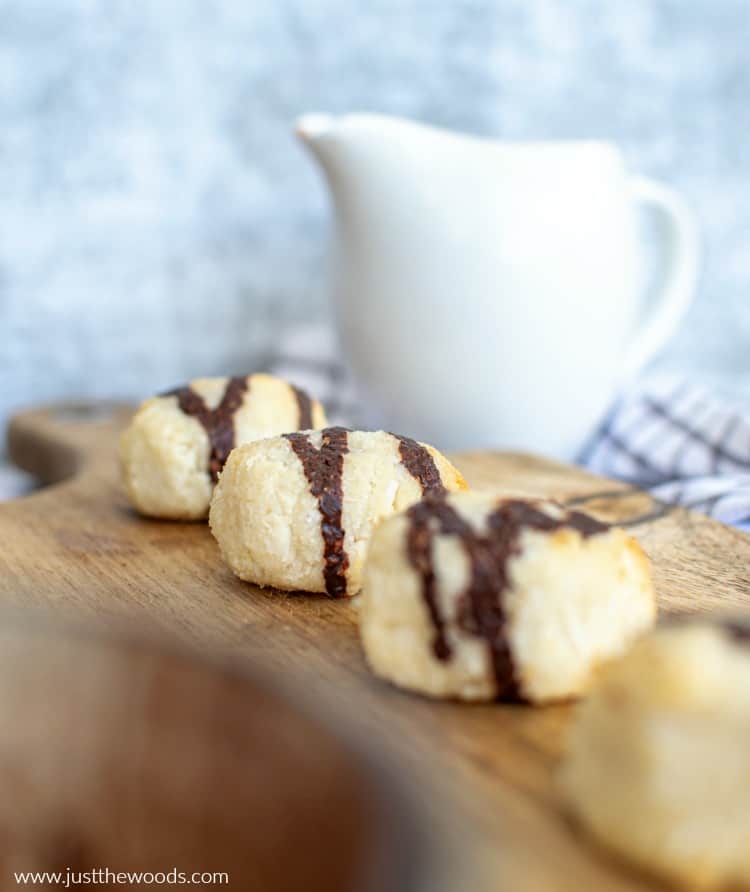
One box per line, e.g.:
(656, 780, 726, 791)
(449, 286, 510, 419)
(270, 326, 750, 529)
(582, 377, 750, 527)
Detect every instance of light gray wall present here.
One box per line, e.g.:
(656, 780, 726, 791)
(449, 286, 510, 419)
(2, 0, 749, 438)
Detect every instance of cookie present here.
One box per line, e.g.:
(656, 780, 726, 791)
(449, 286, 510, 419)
(208, 427, 467, 597)
(120, 374, 326, 520)
(561, 619, 750, 890)
(359, 492, 655, 703)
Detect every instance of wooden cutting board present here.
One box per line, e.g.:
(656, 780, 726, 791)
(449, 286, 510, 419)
(3, 402, 750, 892)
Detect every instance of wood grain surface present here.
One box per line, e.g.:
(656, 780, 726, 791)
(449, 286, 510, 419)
(3, 402, 750, 891)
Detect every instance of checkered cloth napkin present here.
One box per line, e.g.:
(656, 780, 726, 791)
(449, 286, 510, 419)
(270, 325, 750, 529)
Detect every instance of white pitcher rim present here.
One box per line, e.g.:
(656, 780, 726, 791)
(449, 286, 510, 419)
(295, 111, 619, 153)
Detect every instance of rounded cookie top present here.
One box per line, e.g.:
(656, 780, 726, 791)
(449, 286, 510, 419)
(560, 618, 750, 890)
(120, 373, 327, 520)
(159, 374, 327, 480)
(402, 494, 612, 693)
(360, 492, 655, 703)
(576, 618, 750, 714)
(208, 427, 467, 596)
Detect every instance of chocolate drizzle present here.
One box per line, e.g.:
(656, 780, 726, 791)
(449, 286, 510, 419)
(163, 376, 249, 482)
(392, 434, 447, 497)
(404, 498, 609, 700)
(284, 427, 351, 598)
(291, 385, 314, 430)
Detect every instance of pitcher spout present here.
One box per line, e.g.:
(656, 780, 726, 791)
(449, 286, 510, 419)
(295, 112, 349, 186)
(295, 113, 338, 144)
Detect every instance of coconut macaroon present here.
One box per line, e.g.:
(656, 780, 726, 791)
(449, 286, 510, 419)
(561, 619, 750, 891)
(120, 373, 327, 520)
(208, 427, 467, 597)
(359, 492, 655, 703)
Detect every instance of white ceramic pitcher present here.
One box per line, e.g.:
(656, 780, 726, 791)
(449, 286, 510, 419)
(297, 113, 699, 458)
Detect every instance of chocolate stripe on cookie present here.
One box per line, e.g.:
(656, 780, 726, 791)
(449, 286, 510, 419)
(163, 376, 249, 482)
(284, 427, 351, 598)
(290, 384, 314, 430)
(405, 499, 469, 664)
(392, 434, 447, 496)
(405, 499, 608, 701)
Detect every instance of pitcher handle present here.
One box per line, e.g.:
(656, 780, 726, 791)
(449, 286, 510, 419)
(622, 175, 700, 378)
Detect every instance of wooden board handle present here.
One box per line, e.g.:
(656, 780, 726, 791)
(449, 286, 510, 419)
(7, 401, 134, 486)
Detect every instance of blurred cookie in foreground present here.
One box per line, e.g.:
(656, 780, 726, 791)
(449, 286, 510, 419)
(120, 373, 326, 520)
(359, 493, 655, 703)
(209, 428, 467, 597)
(561, 619, 750, 890)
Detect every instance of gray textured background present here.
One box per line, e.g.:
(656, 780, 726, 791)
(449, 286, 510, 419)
(2, 0, 749, 440)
